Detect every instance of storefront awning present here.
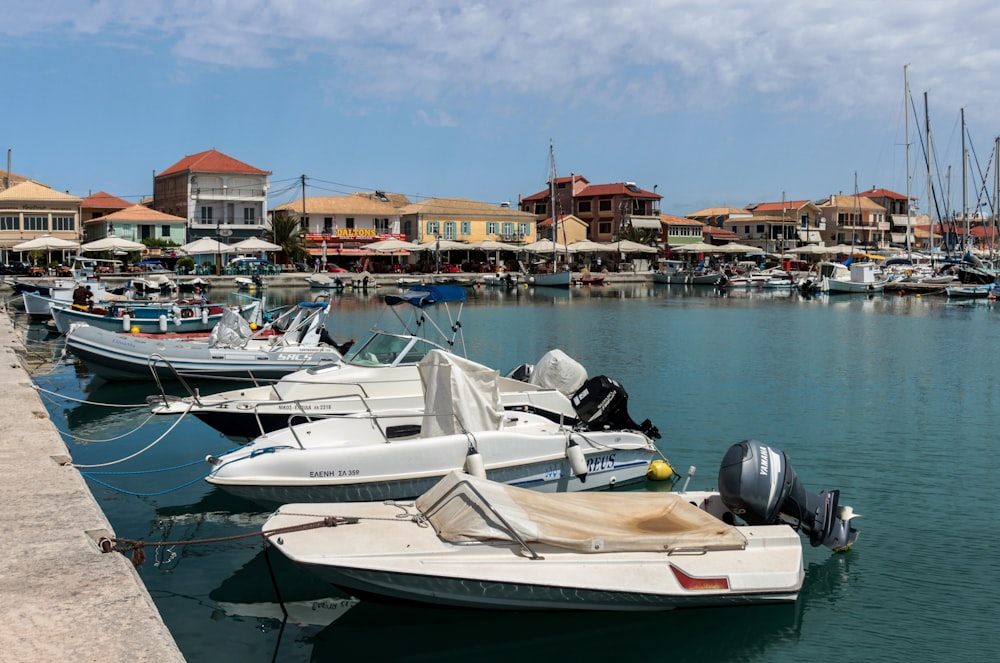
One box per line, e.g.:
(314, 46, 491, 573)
(797, 229, 822, 242)
(628, 217, 662, 230)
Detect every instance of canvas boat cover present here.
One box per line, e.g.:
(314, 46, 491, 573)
(416, 471, 748, 554)
(208, 307, 255, 349)
(528, 349, 587, 396)
(417, 350, 502, 437)
(384, 285, 467, 308)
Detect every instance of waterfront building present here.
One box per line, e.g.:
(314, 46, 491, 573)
(815, 194, 888, 249)
(0, 180, 81, 264)
(725, 200, 823, 254)
(519, 175, 661, 243)
(400, 197, 536, 245)
(84, 204, 187, 248)
(152, 149, 271, 245)
(80, 191, 131, 224)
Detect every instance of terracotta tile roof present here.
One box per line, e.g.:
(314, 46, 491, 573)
(748, 200, 814, 212)
(157, 149, 270, 177)
(399, 197, 534, 218)
(351, 191, 411, 208)
(860, 187, 906, 200)
(0, 180, 81, 202)
(577, 182, 661, 199)
(687, 206, 750, 217)
(818, 194, 886, 211)
(80, 191, 132, 209)
(661, 214, 703, 226)
(273, 195, 400, 215)
(0, 169, 35, 189)
(88, 203, 186, 223)
(704, 226, 740, 239)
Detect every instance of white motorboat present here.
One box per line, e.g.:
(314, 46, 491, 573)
(261, 440, 859, 611)
(305, 273, 348, 289)
(149, 285, 511, 439)
(64, 302, 347, 381)
(19, 279, 122, 317)
(824, 262, 889, 294)
(206, 350, 664, 506)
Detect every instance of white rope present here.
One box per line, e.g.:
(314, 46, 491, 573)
(71, 401, 194, 468)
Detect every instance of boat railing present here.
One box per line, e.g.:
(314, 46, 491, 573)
(420, 476, 543, 560)
(146, 354, 271, 407)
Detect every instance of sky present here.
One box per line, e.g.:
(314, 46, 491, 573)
(4, 0, 1000, 216)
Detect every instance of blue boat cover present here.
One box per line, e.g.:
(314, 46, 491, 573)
(384, 285, 467, 308)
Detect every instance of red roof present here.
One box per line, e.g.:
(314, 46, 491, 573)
(578, 183, 661, 199)
(749, 200, 812, 212)
(704, 226, 740, 239)
(80, 191, 132, 209)
(860, 187, 906, 200)
(158, 148, 270, 177)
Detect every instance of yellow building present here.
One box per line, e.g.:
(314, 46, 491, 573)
(399, 197, 536, 244)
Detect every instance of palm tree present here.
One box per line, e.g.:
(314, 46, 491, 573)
(619, 225, 660, 246)
(263, 210, 308, 264)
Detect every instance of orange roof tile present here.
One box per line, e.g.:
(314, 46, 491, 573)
(158, 149, 270, 177)
(89, 204, 186, 223)
(81, 191, 132, 209)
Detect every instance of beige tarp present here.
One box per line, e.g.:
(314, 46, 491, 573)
(416, 471, 748, 554)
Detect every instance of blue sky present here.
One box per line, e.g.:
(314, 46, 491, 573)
(5, 1, 1000, 216)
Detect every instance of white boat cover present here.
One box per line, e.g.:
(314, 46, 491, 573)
(417, 350, 503, 437)
(415, 471, 747, 554)
(528, 349, 587, 395)
(208, 308, 255, 349)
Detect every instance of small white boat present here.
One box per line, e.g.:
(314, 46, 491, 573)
(64, 301, 345, 380)
(825, 262, 889, 294)
(946, 283, 998, 299)
(262, 440, 859, 611)
(305, 273, 348, 289)
(205, 349, 663, 505)
(234, 275, 266, 290)
(49, 296, 259, 334)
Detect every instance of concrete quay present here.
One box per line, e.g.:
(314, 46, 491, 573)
(0, 304, 183, 661)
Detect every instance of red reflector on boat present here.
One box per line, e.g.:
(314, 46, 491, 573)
(669, 563, 730, 590)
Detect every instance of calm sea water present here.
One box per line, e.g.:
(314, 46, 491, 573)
(17, 282, 1000, 662)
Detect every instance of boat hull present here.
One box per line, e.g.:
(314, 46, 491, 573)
(263, 489, 804, 611)
(207, 422, 657, 506)
(530, 271, 572, 288)
(65, 324, 342, 380)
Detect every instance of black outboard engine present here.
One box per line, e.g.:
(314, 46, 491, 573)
(717, 439, 859, 551)
(570, 376, 660, 439)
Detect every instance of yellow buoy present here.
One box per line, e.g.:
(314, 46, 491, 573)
(646, 459, 675, 481)
(249, 322, 258, 330)
(130, 326, 140, 334)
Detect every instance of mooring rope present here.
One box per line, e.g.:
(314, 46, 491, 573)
(31, 383, 151, 408)
(104, 516, 358, 567)
(71, 401, 193, 467)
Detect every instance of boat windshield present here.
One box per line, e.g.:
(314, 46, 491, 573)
(343, 332, 445, 366)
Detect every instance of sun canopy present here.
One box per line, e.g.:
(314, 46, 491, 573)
(383, 285, 467, 308)
(179, 238, 233, 255)
(366, 239, 426, 252)
(230, 237, 282, 252)
(80, 237, 145, 252)
(13, 235, 80, 251)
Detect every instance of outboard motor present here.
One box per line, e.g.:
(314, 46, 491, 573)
(717, 439, 859, 551)
(570, 376, 660, 439)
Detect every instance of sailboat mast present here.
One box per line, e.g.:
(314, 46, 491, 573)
(925, 91, 935, 259)
(904, 65, 912, 258)
(962, 107, 968, 254)
(549, 142, 557, 266)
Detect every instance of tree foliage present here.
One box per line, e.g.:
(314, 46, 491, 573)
(263, 211, 308, 263)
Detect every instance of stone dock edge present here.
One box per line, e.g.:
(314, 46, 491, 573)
(0, 302, 184, 662)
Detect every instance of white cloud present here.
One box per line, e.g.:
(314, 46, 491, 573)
(7, 1, 1000, 119)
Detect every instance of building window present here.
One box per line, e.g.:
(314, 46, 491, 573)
(52, 215, 75, 231)
(486, 222, 498, 235)
(345, 217, 355, 229)
(443, 222, 456, 240)
(324, 217, 333, 234)
(403, 220, 412, 236)
(578, 201, 591, 213)
(599, 200, 612, 212)
(161, 224, 171, 237)
(200, 206, 213, 223)
(24, 215, 47, 231)
(460, 221, 471, 236)
(501, 222, 514, 238)
(534, 202, 547, 215)
(243, 208, 255, 224)
(599, 221, 611, 234)
(755, 224, 765, 234)
(375, 217, 390, 234)
(0, 215, 17, 231)
(427, 221, 440, 235)
(518, 222, 530, 239)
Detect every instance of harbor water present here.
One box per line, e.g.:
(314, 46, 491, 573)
(16, 282, 1000, 662)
